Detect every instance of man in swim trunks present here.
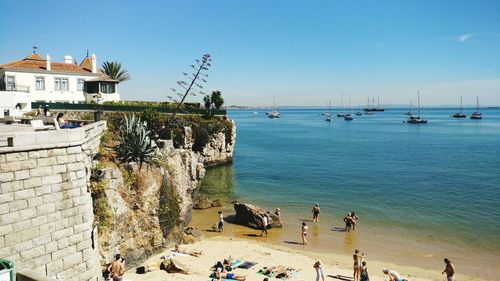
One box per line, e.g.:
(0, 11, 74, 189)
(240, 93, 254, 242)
(344, 213, 353, 231)
(442, 258, 455, 281)
(382, 268, 403, 281)
(107, 254, 125, 281)
(312, 203, 321, 222)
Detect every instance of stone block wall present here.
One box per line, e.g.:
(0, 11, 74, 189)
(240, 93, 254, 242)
(0, 121, 106, 280)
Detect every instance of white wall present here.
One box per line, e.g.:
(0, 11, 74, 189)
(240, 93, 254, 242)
(0, 90, 31, 117)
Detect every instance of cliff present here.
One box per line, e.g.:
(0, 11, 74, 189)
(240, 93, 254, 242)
(94, 120, 236, 267)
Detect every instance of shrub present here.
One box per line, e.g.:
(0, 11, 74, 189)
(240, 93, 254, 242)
(158, 180, 181, 237)
(115, 115, 158, 165)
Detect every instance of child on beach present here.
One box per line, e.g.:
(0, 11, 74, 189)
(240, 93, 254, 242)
(301, 222, 308, 245)
(360, 261, 369, 281)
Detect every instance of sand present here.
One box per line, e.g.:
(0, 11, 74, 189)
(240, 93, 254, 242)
(123, 236, 486, 281)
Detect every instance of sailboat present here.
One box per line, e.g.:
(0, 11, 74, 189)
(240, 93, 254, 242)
(267, 95, 280, 118)
(452, 96, 466, 118)
(470, 96, 482, 120)
(405, 100, 413, 115)
(356, 103, 363, 116)
(363, 97, 374, 115)
(336, 94, 345, 117)
(405, 91, 427, 124)
(325, 100, 332, 122)
(344, 94, 353, 121)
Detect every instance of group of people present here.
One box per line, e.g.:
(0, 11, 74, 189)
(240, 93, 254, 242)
(211, 259, 246, 280)
(36, 105, 51, 117)
(344, 211, 359, 231)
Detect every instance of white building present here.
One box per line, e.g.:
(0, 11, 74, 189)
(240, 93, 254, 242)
(0, 52, 121, 107)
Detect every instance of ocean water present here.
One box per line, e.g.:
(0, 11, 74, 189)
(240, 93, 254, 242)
(199, 107, 500, 269)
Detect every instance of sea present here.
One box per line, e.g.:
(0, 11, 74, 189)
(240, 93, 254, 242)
(197, 107, 500, 278)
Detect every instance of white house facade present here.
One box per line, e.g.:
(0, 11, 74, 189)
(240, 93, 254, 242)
(0, 52, 121, 106)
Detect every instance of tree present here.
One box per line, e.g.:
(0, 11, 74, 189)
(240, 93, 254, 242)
(203, 95, 212, 117)
(168, 54, 212, 118)
(211, 91, 224, 110)
(101, 61, 131, 82)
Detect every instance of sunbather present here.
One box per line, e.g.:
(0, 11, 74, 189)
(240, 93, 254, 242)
(173, 244, 202, 257)
(211, 271, 246, 280)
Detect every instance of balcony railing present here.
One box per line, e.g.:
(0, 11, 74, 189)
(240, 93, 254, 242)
(1, 84, 30, 93)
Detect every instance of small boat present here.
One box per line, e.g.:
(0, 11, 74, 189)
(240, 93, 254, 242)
(337, 94, 345, 117)
(405, 91, 427, 124)
(452, 96, 466, 118)
(405, 100, 413, 115)
(470, 96, 482, 120)
(344, 94, 354, 121)
(325, 100, 332, 122)
(268, 95, 280, 118)
(355, 103, 363, 116)
(252, 111, 258, 115)
(363, 96, 385, 112)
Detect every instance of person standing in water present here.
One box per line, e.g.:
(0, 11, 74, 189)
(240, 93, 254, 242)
(312, 203, 321, 222)
(301, 222, 308, 245)
(351, 212, 359, 230)
(442, 258, 455, 281)
(344, 213, 353, 231)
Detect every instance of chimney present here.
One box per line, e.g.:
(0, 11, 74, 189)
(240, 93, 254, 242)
(64, 55, 73, 64)
(91, 53, 97, 73)
(46, 54, 51, 70)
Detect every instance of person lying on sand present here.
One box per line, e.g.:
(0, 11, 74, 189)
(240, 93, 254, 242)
(140, 258, 188, 274)
(259, 265, 294, 278)
(211, 271, 246, 281)
(173, 244, 202, 257)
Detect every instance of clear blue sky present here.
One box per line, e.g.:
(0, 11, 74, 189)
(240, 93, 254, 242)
(1, 0, 499, 106)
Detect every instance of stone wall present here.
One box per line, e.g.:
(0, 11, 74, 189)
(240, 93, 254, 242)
(0, 121, 106, 280)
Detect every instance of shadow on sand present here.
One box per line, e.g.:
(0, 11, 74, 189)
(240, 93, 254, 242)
(331, 227, 347, 232)
(327, 274, 354, 280)
(283, 241, 303, 245)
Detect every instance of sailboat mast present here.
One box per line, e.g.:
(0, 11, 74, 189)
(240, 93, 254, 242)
(477, 96, 480, 113)
(417, 91, 421, 117)
(341, 94, 344, 112)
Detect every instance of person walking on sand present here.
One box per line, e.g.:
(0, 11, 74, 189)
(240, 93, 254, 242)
(217, 211, 224, 232)
(107, 254, 125, 281)
(442, 258, 455, 281)
(382, 268, 403, 281)
(312, 203, 321, 222)
(260, 214, 268, 237)
(314, 260, 325, 281)
(301, 222, 308, 245)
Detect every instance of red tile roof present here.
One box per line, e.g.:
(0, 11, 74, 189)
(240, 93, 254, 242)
(0, 53, 104, 75)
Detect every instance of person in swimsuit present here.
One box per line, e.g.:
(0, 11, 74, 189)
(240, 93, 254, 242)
(301, 222, 308, 245)
(260, 214, 268, 237)
(382, 268, 403, 281)
(213, 271, 246, 280)
(344, 213, 353, 231)
(312, 203, 321, 222)
(353, 249, 363, 281)
(314, 260, 325, 281)
(351, 212, 359, 230)
(442, 258, 455, 281)
(173, 244, 202, 257)
(107, 254, 125, 281)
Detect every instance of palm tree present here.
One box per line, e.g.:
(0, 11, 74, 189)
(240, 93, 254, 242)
(211, 91, 224, 110)
(101, 61, 131, 82)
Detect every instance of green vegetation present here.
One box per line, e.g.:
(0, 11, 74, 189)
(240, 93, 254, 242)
(158, 180, 181, 237)
(101, 61, 131, 82)
(211, 90, 224, 110)
(115, 115, 158, 165)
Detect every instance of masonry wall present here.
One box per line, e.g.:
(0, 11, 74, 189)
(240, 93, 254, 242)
(0, 121, 106, 281)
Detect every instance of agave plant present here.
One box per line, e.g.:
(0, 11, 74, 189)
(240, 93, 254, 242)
(115, 115, 158, 166)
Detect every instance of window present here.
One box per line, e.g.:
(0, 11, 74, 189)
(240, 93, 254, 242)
(35, 77, 45, 90)
(77, 79, 85, 91)
(55, 78, 69, 91)
(100, 83, 115, 93)
(6, 76, 15, 90)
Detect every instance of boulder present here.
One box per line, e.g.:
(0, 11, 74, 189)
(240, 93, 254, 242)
(193, 195, 222, 209)
(233, 202, 283, 229)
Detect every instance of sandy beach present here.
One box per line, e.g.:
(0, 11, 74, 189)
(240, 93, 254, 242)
(123, 235, 487, 281)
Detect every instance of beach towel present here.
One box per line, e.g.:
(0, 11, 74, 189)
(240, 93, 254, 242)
(237, 261, 257, 269)
(229, 259, 243, 268)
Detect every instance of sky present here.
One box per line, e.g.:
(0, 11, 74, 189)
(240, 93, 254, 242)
(0, 0, 499, 106)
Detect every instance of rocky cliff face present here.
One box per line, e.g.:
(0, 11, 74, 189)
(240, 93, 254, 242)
(94, 121, 235, 267)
